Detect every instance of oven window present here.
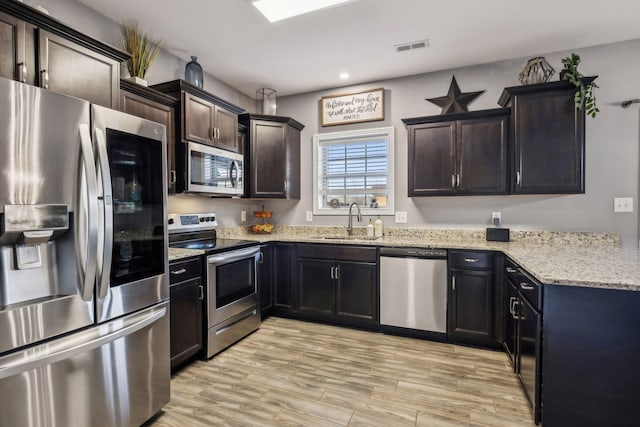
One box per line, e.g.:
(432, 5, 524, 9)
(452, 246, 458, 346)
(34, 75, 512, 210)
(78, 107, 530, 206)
(216, 258, 256, 308)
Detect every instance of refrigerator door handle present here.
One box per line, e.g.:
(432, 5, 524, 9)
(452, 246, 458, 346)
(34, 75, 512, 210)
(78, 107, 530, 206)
(0, 305, 167, 381)
(78, 124, 99, 301)
(94, 127, 113, 299)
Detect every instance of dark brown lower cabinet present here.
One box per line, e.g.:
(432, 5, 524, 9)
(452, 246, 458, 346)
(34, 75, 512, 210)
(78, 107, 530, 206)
(295, 244, 378, 328)
(272, 242, 296, 312)
(447, 250, 498, 347)
(169, 257, 203, 369)
(258, 244, 274, 316)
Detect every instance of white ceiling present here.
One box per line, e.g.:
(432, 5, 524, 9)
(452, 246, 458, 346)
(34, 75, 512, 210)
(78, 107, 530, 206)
(78, 0, 640, 98)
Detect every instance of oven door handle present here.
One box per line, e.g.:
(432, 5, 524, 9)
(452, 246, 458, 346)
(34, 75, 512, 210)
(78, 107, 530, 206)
(207, 247, 259, 264)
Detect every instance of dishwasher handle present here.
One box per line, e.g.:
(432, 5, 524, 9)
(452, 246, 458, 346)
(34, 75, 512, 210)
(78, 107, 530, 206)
(379, 247, 447, 258)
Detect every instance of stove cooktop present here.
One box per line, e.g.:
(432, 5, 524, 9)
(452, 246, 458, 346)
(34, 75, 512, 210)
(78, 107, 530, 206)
(169, 238, 257, 254)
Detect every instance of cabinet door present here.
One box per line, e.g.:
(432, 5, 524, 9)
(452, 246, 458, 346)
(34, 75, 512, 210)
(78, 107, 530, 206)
(284, 125, 301, 199)
(336, 261, 377, 323)
(213, 106, 239, 152)
(448, 269, 494, 343)
(250, 120, 287, 198)
(457, 116, 508, 195)
(408, 122, 456, 196)
(38, 29, 118, 108)
(120, 90, 176, 193)
(297, 258, 335, 315)
(184, 92, 215, 145)
(513, 89, 585, 194)
(517, 295, 541, 423)
(273, 243, 295, 310)
(0, 11, 32, 84)
(503, 278, 518, 369)
(258, 245, 274, 315)
(169, 278, 203, 368)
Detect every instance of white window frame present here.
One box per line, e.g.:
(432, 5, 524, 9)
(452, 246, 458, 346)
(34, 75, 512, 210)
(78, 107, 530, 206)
(312, 126, 395, 216)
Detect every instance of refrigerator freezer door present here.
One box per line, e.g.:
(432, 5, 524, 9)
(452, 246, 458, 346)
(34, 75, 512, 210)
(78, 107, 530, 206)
(92, 105, 169, 323)
(0, 301, 170, 427)
(0, 77, 95, 354)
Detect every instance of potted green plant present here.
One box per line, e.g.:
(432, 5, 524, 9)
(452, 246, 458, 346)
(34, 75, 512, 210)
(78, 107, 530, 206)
(120, 20, 162, 86)
(560, 53, 599, 118)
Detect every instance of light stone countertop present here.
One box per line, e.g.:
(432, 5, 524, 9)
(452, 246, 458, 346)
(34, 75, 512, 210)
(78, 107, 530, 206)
(168, 247, 205, 262)
(169, 226, 639, 292)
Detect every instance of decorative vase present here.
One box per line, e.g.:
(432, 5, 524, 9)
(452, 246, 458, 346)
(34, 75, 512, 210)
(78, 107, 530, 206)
(256, 88, 277, 115)
(125, 76, 148, 87)
(185, 56, 203, 88)
(518, 57, 555, 85)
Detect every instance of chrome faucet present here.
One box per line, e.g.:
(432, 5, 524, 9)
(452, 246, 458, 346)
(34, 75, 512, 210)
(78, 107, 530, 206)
(347, 202, 362, 236)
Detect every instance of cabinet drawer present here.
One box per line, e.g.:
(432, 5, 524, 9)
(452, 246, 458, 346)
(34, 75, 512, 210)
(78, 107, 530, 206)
(297, 243, 377, 262)
(516, 271, 542, 311)
(504, 257, 519, 283)
(169, 257, 202, 284)
(449, 251, 493, 270)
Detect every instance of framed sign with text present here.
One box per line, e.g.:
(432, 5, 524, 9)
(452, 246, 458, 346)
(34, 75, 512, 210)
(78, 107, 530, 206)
(321, 88, 384, 126)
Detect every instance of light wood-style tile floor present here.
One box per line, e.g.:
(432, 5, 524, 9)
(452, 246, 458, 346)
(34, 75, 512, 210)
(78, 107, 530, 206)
(148, 317, 535, 427)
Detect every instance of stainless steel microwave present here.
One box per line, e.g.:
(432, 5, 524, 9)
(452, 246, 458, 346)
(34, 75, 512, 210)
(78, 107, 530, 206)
(181, 141, 244, 196)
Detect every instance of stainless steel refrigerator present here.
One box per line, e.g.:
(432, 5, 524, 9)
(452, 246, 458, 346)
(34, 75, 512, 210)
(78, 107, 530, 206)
(0, 77, 170, 427)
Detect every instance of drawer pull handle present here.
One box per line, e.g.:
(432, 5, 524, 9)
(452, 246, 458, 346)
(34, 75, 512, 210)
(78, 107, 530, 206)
(464, 258, 480, 263)
(171, 268, 187, 275)
(520, 283, 535, 290)
(199, 285, 204, 301)
(505, 267, 517, 273)
(509, 296, 516, 314)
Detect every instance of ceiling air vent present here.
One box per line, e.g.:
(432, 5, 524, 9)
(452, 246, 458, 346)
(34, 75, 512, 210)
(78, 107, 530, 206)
(394, 39, 429, 53)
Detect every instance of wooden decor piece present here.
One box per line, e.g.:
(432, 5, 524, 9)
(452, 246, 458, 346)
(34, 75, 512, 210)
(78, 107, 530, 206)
(321, 88, 384, 126)
(425, 76, 484, 114)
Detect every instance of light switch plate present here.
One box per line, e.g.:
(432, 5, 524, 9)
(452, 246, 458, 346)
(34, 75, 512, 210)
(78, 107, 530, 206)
(395, 211, 407, 223)
(305, 211, 313, 222)
(614, 197, 633, 213)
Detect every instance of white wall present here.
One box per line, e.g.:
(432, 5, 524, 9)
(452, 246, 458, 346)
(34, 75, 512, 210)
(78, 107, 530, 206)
(275, 40, 640, 247)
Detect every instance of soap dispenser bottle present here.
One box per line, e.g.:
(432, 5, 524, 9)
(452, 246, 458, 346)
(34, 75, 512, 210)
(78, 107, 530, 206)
(374, 215, 383, 237)
(367, 219, 374, 237)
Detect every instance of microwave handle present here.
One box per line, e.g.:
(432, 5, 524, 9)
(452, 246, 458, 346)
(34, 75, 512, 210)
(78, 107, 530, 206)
(229, 160, 238, 188)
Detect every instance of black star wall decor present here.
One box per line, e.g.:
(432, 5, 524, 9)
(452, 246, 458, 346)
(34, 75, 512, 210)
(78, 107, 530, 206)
(425, 76, 485, 114)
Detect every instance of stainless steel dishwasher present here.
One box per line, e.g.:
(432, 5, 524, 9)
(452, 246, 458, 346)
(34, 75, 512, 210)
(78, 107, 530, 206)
(380, 247, 448, 334)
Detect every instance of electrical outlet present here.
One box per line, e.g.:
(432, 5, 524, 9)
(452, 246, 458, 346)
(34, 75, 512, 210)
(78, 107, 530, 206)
(614, 197, 633, 213)
(306, 211, 313, 222)
(492, 211, 501, 226)
(240, 210, 246, 222)
(395, 211, 407, 223)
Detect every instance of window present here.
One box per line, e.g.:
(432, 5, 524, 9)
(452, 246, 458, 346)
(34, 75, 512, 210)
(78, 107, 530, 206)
(313, 126, 394, 215)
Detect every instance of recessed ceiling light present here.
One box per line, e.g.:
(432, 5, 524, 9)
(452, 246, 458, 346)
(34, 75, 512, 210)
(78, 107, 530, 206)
(252, 0, 359, 23)
(339, 72, 349, 79)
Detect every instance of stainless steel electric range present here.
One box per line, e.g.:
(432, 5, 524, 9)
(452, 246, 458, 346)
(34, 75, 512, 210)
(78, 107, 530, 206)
(168, 213, 261, 358)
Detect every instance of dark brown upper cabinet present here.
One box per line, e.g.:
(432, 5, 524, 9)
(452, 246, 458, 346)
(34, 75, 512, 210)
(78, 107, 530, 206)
(0, 2, 128, 108)
(120, 80, 178, 193)
(239, 113, 305, 199)
(403, 108, 509, 196)
(152, 80, 243, 153)
(498, 79, 593, 194)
